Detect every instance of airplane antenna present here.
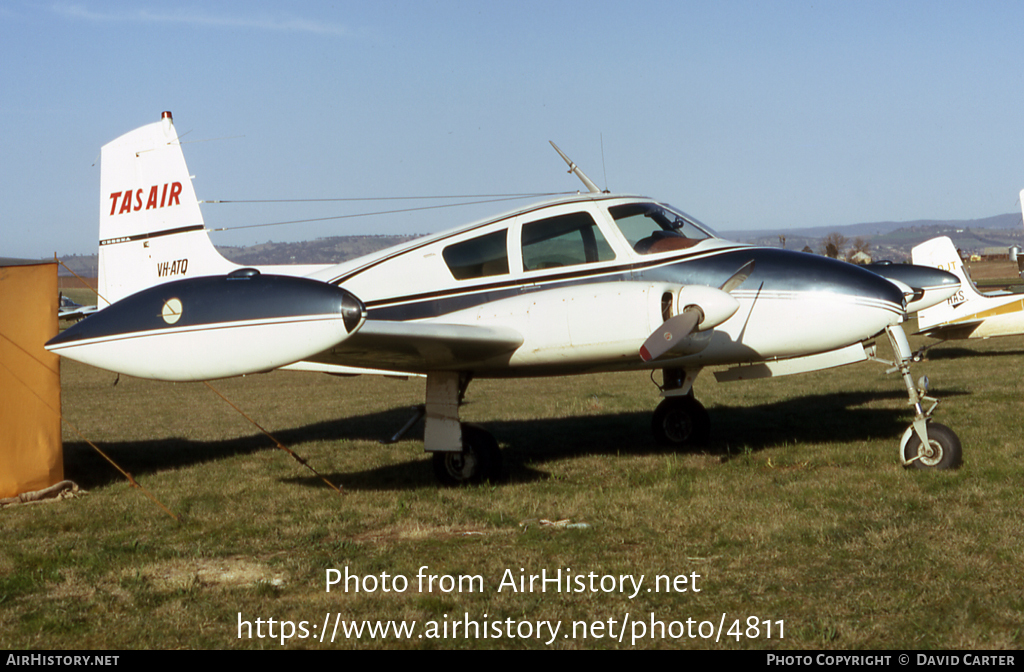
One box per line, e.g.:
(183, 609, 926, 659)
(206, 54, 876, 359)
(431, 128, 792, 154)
(549, 141, 601, 194)
(600, 133, 608, 192)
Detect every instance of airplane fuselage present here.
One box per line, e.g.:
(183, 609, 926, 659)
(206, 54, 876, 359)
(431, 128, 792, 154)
(304, 194, 908, 377)
(924, 295, 1024, 340)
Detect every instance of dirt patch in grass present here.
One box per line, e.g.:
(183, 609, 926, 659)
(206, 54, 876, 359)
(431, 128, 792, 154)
(350, 523, 514, 544)
(124, 557, 286, 591)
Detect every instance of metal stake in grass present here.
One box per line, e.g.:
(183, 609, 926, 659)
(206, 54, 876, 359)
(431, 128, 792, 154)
(203, 382, 344, 495)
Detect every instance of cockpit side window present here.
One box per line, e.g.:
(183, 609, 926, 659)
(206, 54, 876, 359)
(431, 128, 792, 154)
(442, 229, 509, 280)
(610, 203, 712, 255)
(521, 211, 615, 271)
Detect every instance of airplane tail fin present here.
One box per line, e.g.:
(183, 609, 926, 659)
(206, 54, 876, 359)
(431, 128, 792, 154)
(911, 236, 984, 332)
(97, 112, 241, 306)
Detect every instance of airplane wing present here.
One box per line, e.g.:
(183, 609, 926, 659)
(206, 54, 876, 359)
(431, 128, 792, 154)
(914, 320, 984, 340)
(58, 305, 99, 320)
(303, 320, 525, 373)
(279, 361, 423, 377)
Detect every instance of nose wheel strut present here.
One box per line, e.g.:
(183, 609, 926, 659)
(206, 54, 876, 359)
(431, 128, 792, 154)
(871, 325, 963, 470)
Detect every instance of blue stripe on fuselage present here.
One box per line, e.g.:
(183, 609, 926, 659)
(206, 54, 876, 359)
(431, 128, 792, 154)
(360, 247, 905, 322)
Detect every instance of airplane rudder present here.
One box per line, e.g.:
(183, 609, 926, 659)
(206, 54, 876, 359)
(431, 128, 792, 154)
(96, 112, 229, 304)
(912, 237, 970, 283)
(98, 112, 205, 243)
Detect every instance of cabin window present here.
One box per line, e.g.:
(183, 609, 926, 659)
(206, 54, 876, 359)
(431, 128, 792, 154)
(610, 202, 712, 255)
(521, 211, 615, 271)
(442, 229, 510, 280)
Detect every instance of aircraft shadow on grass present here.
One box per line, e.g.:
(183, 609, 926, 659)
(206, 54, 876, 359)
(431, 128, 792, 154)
(64, 387, 968, 492)
(921, 346, 1024, 361)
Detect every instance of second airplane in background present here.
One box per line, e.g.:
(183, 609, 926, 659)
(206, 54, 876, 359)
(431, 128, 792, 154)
(912, 215, 1024, 345)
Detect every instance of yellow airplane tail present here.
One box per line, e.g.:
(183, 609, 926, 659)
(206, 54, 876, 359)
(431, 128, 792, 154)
(911, 236, 983, 333)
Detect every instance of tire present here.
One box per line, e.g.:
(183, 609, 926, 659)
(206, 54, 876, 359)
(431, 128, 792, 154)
(902, 422, 963, 470)
(651, 397, 711, 447)
(432, 425, 502, 486)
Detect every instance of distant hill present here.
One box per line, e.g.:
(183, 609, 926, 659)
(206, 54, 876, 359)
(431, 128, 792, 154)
(727, 212, 1020, 240)
(215, 234, 420, 266)
(727, 213, 1022, 260)
(56, 234, 420, 278)
(53, 214, 1024, 276)
(55, 253, 100, 278)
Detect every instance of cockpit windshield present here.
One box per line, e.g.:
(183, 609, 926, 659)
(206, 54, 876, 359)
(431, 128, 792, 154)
(609, 202, 717, 255)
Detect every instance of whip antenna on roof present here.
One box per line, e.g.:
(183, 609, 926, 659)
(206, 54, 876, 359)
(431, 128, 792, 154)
(549, 141, 601, 194)
(601, 133, 608, 192)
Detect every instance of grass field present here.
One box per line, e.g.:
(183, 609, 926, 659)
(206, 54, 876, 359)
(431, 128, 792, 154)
(2, 323, 1023, 649)
(57, 287, 97, 305)
(966, 260, 1024, 292)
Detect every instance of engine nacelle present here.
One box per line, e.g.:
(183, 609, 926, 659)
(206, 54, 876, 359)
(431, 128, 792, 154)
(46, 270, 365, 381)
(436, 280, 739, 370)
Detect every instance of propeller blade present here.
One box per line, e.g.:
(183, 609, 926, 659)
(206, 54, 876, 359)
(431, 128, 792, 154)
(639, 309, 701, 363)
(720, 260, 755, 294)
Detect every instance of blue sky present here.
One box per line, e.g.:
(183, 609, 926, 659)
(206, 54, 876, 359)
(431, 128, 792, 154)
(3, 1, 1023, 258)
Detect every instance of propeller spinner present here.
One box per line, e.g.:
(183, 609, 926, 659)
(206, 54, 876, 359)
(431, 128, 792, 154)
(639, 260, 755, 363)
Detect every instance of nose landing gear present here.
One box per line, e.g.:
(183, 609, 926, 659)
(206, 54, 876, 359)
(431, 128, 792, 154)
(872, 325, 963, 470)
(900, 421, 962, 470)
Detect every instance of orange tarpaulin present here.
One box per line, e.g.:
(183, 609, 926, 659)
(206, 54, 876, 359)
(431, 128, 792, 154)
(0, 262, 63, 498)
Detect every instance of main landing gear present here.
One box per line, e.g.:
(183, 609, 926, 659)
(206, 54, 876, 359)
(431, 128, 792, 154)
(651, 368, 710, 447)
(431, 424, 502, 486)
(382, 371, 503, 486)
(652, 397, 710, 446)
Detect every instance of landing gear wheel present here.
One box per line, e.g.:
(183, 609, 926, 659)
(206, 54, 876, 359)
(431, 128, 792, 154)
(901, 422, 962, 470)
(652, 397, 710, 447)
(432, 424, 503, 486)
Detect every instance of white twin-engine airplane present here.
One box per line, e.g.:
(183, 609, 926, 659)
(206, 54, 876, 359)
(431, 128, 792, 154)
(47, 112, 966, 483)
(912, 220, 1024, 343)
